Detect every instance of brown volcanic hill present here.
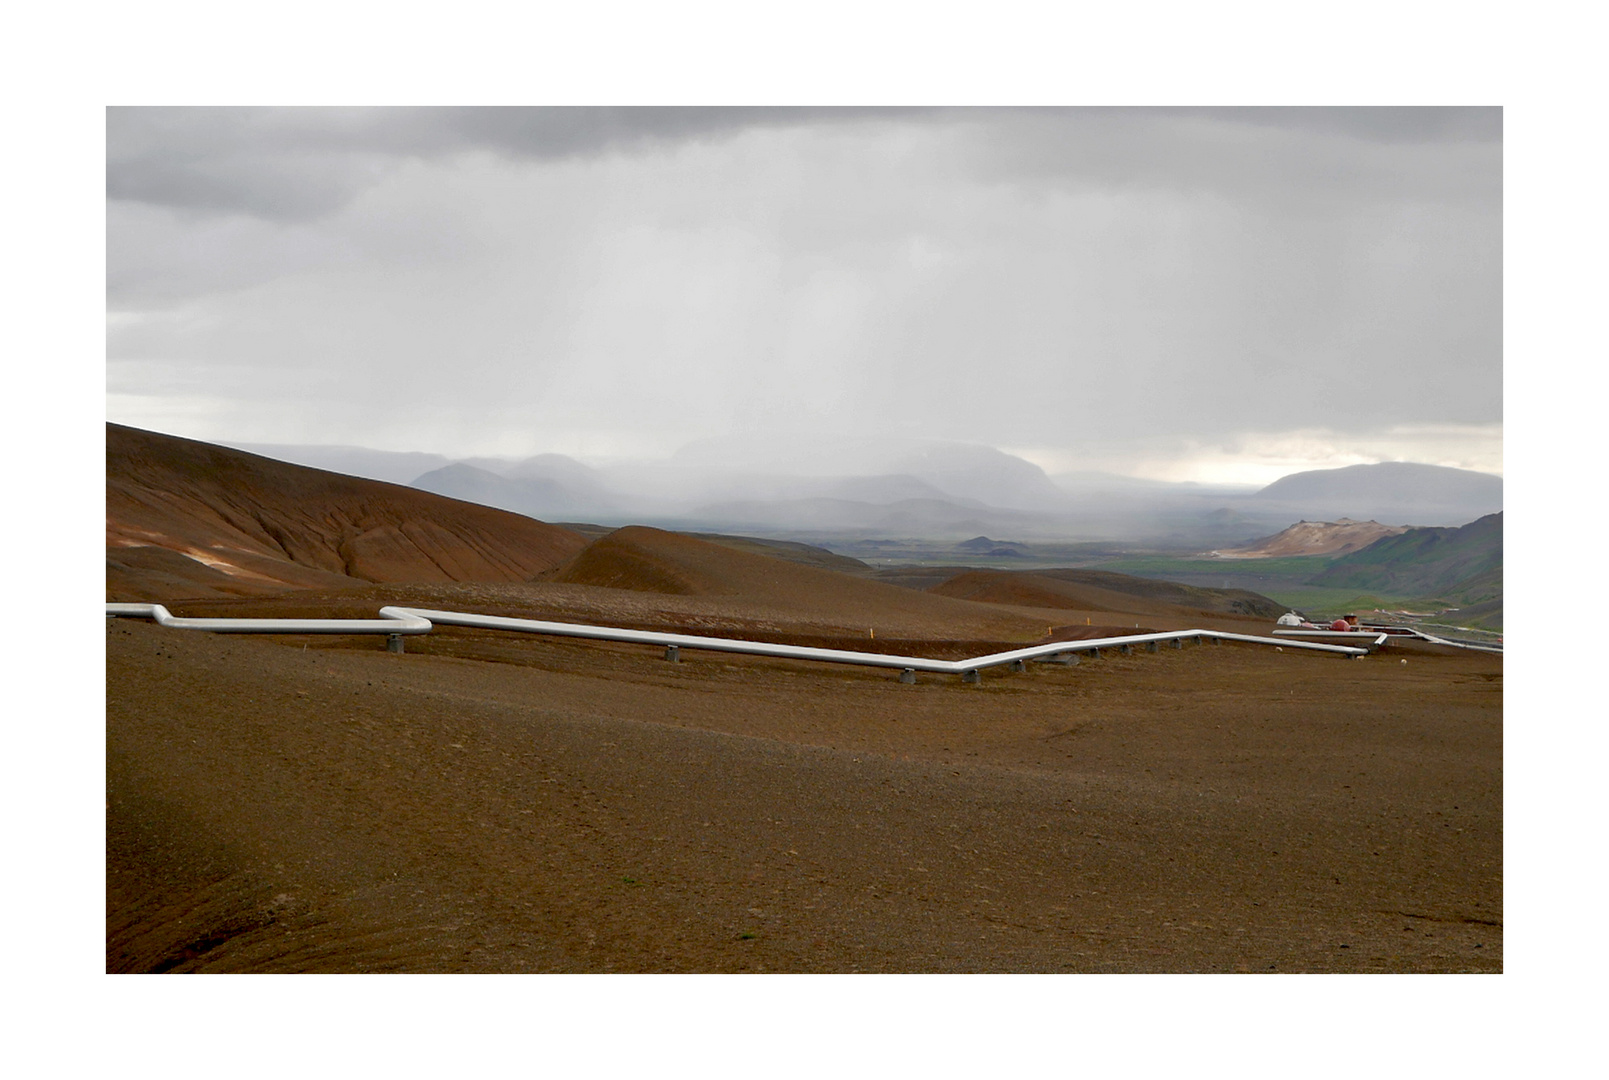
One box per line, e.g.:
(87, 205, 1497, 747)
(543, 526, 1051, 640)
(687, 533, 874, 575)
(931, 568, 1287, 620)
(1215, 518, 1408, 559)
(107, 423, 588, 601)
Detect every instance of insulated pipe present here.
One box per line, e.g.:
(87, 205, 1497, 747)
(1271, 629, 1387, 642)
(395, 608, 1371, 668)
(1394, 628, 1504, 654)
(1424, 641, 1503, 654)
(107, 603, 1373, 669)
(1271, 629, 1401, 653)
(394, 607, 983, 673)
(105, 602, 432, 635)
(1272, 626, 1506, 655)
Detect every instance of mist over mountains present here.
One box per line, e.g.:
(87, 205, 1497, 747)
(225, 442, 454, 487)
(225, 437, 1502, 547)
(1253, 462, 1503, 529)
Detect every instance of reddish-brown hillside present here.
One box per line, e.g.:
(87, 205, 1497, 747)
(107, 424, 588, 601)
(1214, 519, 1407, 558)
(544, 526, 1050, 640)
(932, 570, 1184, 617)
(930, 568, 1286, 620)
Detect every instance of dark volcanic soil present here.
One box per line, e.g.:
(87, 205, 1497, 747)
(107, 608, 1502, 973)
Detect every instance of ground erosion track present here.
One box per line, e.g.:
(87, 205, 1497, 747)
(106, 619, 1502, 973)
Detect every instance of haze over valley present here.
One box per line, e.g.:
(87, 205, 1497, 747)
(214, 427, 1503, 630)
(228, 435, 1503, 546)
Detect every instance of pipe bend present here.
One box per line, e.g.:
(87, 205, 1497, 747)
(106, 605, 1375, 661)
(105, 602, 433, 635)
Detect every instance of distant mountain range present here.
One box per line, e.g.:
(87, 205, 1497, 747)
(1254, 462, 1501, 527)
(218, 437, 1501, 546)
(115, 424, 1503, 630)
(411, 462, 630, 523)
(223, 442, 454, 487)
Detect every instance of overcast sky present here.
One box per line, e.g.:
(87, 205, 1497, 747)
(106, 106, 1502, 484)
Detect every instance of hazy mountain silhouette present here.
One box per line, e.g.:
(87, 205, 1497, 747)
(1252, 462, 1501, 526)
(890, 443, 1070, 511)
(223, 442, 454, 486)
(213, 435, 1500, 544)
(412, 462, 627, 522)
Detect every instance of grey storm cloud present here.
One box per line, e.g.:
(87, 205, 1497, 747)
(1150, 106, 1500, 143)
(106, 106, 1502, 481)
(108, 106, 1498, 221)
(107, 107, 938, 221)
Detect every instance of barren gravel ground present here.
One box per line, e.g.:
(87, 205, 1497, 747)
(106, 600, 1501, 973)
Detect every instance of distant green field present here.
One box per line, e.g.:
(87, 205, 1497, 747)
(1086, 555, 1414, 614)
(820, 540, 1471, 621)
(1249, 587, 1402, 613)
(1095, 555, 1336, 579)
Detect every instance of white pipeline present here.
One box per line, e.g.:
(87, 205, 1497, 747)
(1272, 626, 1499, 654)
(107, 602, 1373, 672)
(105, 602, 433, 635)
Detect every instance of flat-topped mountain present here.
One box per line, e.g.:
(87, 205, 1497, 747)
(1253, 462, 1501, 526)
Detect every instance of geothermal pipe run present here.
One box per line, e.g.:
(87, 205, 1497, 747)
(107, 602, 1380, 678)
(1270, 626, 1502, 654)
